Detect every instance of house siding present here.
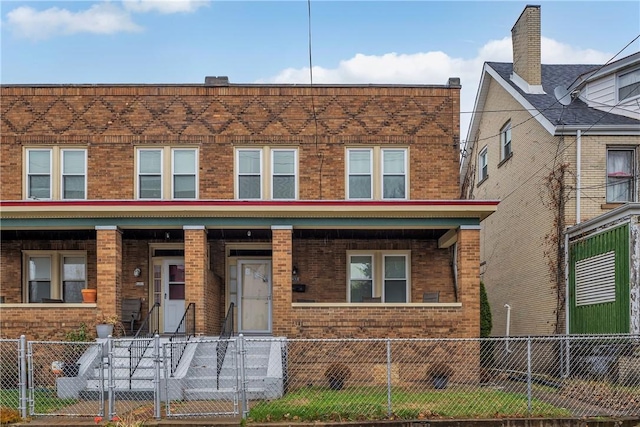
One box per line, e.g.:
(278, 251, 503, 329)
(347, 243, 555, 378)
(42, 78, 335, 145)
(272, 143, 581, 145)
(465, 77, 561, 336)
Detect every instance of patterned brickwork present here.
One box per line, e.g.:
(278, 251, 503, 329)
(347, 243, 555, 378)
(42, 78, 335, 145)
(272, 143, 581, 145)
(0, 85, 461, 201)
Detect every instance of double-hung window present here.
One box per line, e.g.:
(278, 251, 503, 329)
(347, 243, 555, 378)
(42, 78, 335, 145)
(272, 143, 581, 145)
(137, 147, 198, 199)
(478, 147, 488, 182)
(172, 149, 197, 199)
(382, 149, 406, 199)
(347, 147, 408, 200)
(235, 147, 298, 200)
(61, 149, 87, 199)
(606, 148, 636, 202)
(25, 251, 87, 303)
(618, 68, 640, 102)
(500, 122, 512, 161)
(347, 149, 373, 199)
(25, 148, 87, 200)
(27, 149, 52, 199)
(237, 149, 262, 199)
(347, 251, 410, 302)
(271, 149, 297, 199)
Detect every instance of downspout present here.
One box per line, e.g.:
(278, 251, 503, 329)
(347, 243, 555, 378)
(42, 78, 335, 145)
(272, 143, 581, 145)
(504, 304, 512, 353)
(576, 130, 581, 224)
(565, 231, 570, 335)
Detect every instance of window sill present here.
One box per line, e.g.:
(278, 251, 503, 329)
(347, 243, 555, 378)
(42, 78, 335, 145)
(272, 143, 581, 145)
(477, 176, 488, 187)
(292, 302, 462, 308)
(497, 152, 513, 168)
(601, 203, 626, 210)
(0, 303, 96, 308)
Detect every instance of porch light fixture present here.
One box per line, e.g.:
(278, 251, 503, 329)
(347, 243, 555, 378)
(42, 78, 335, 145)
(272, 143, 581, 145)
(133, 267, 141, 277)
(292, 266, 299, 276)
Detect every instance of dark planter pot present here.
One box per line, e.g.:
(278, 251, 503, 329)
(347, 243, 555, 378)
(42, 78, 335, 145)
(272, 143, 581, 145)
(62, 363, 80, 377)
(432, 375, 449, 389)
(328, 378, 345, 390)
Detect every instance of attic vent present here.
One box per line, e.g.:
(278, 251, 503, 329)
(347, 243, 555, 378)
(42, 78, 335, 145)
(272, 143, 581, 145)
(575, 251, 616, 306)
(205, 76, 229, 86)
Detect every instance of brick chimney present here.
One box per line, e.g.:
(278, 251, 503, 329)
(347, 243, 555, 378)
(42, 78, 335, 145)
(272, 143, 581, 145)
(511, 5, 541, 87)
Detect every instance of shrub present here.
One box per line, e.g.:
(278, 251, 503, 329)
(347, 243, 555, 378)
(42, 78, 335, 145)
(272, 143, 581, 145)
(0, 406, 21, 424)
(480, 281, 492, 338)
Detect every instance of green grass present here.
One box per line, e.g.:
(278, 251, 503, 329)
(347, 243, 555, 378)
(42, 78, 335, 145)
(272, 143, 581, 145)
(247, 386, 571, 422)
(0, 388, 77, 414)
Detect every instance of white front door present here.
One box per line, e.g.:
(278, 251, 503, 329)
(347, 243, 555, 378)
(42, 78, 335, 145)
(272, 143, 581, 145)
(238, 260, 272, 333)
(163, 259, 185, 333)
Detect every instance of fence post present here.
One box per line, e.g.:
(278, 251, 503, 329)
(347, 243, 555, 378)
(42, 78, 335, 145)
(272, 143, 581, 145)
(153, 334, 161, 420)
(99, 342, 105, 417)
(163, 343, 170, 417)
(526, 336, 532, 415)
(238, 334, 248, 419)
(19, 335, 27, 420)
(107, 335, 115, 421)
(386, 338, 392, 417)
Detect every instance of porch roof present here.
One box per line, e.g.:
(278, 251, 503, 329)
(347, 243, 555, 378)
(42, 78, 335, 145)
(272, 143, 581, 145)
(0, 199, 498, 229)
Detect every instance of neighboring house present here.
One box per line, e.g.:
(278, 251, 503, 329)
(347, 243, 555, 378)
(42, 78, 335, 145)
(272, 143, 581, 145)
(0, 78, 497, 341)
(461, 5, 640, 336)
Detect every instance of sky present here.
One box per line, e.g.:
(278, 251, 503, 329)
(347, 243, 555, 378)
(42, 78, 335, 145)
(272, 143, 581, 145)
(1, 0, 639, 141)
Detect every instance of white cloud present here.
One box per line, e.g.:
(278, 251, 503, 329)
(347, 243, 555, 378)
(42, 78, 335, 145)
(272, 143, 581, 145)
(260, 36, 612, 142)
(122, 0, 210, 14)
(5, 3, 142, 40)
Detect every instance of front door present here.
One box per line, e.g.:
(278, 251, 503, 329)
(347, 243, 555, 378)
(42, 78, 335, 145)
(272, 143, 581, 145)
(238, 260, 272, 333)
(163, 259, 185, 333)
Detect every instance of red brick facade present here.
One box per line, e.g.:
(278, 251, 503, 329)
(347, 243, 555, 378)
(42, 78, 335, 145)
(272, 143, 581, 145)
(0, 82, 490, 340)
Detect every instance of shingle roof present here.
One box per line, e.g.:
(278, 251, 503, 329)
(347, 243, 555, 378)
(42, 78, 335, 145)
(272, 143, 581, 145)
(487, 62, 640, 127)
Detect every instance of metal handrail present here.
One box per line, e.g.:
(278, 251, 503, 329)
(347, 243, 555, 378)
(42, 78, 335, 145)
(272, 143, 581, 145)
(169, 302, 196, 376)
(128, 302, 160, 388)
(216, 302, 235, 389)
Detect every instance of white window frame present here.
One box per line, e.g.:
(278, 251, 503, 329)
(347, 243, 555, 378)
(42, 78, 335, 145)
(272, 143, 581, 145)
(606, 147, 636, 203)
(500, 121, 512, 161)
(25, 147, 88, 200)
(26, 148, 52, 200)
(347, 250, 411, 303)
(478, 146, 488, 182)
(137, 148, 163, 200)
(171, 148, 198, 200)
(136, 147, 199, 200)
(381, 148, 407, 200)
(617, 67, 640, 102)
(236, 148, 263, 200)
(60, 149, 87, 200)
(347, 148, 373, 200)
(381, 253, 409, 303)
(270, 149, 298, 200)
(23, 251, 87, 303)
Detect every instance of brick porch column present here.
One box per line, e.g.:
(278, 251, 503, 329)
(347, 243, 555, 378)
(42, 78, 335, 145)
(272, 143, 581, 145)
(96, 226, 122, 320)
(184, 226, 207, 334)
(457, 226, 481, 338)
(271, 226, 293, 337)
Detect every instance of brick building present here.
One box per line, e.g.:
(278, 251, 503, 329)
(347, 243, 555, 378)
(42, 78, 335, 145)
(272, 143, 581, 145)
(1, 79, 496, 340)
(461, 6, 640, 336)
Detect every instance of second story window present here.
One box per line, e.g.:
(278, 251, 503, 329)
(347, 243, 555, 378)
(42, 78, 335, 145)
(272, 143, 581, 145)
(607, 148, 636, 203)
(25, 147, 87, 200)
(235, 147, 299, 200)
(347, 147, 409, 200)
(271, 149, 297, 199)
(478, 147, 488, 183)
(500, 121, 512, 161)
(382, 149, 406, 199)
(172, 149, 197, 199)
(237, 149, 262, 199)
(618, 68, 640, 102)
(138, 149, 163, 199)
(61, 149, 86, 199)
(137, 147, 198, 199)
(347, 149, 373, 199)
(27, 149, 51, 199)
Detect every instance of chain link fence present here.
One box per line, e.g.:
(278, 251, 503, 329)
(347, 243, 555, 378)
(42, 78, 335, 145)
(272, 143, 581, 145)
(1, 335, 638, 422)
